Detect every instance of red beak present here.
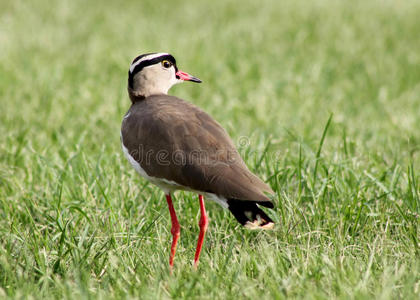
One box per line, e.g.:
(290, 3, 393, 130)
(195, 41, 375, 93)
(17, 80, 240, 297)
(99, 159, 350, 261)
(176, 70, 202, 83)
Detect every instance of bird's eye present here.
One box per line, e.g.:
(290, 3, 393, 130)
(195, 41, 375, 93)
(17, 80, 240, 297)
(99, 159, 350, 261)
(161, 60, 172, 68)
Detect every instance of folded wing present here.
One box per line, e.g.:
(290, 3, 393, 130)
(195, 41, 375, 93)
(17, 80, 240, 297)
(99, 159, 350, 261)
(121, 95, 274, 206)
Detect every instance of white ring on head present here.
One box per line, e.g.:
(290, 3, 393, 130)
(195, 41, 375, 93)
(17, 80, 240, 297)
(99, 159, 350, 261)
(129, 52, 170, 73)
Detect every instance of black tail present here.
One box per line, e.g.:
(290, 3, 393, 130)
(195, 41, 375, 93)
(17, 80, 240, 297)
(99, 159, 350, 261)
(227, 199, 274, 229)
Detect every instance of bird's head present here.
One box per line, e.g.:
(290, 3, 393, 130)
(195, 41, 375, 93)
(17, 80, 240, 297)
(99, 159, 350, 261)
(127, 52, 201, 100)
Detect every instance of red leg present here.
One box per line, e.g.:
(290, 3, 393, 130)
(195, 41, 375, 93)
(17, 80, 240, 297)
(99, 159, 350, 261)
(194, 194, 208, 268)
(165, 194, 180, 269)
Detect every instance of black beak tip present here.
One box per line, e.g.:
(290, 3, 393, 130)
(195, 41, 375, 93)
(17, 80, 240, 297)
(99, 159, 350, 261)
(191, 77, 202, 83)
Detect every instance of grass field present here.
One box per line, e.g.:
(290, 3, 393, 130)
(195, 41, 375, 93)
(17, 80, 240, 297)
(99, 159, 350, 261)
(0, 0, 419, 298)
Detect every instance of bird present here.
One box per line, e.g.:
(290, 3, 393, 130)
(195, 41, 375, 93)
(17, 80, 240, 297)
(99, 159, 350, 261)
(121, 52, 275, 269)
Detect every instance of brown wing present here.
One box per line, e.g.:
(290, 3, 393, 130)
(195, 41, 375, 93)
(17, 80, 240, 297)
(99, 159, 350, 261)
(121, 95, 274, 204)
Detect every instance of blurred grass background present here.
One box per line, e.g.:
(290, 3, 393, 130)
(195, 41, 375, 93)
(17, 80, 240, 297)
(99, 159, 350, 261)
(0, 0, 419, 298)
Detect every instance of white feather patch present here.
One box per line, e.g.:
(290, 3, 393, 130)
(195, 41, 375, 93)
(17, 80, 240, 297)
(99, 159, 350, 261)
(129, 53, 169, 73)
(244, 220, 274, 230)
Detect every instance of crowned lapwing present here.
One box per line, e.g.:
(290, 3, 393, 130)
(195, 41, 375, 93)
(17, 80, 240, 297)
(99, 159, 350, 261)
(121, 53, 275, 269)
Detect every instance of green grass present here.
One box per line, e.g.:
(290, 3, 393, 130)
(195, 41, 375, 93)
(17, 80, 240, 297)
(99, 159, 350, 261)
(0, 0, 419, 298)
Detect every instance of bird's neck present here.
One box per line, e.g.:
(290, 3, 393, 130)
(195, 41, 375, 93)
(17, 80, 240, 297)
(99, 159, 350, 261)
(127, 86, 169, 103)
(128, 89, 146, 103)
